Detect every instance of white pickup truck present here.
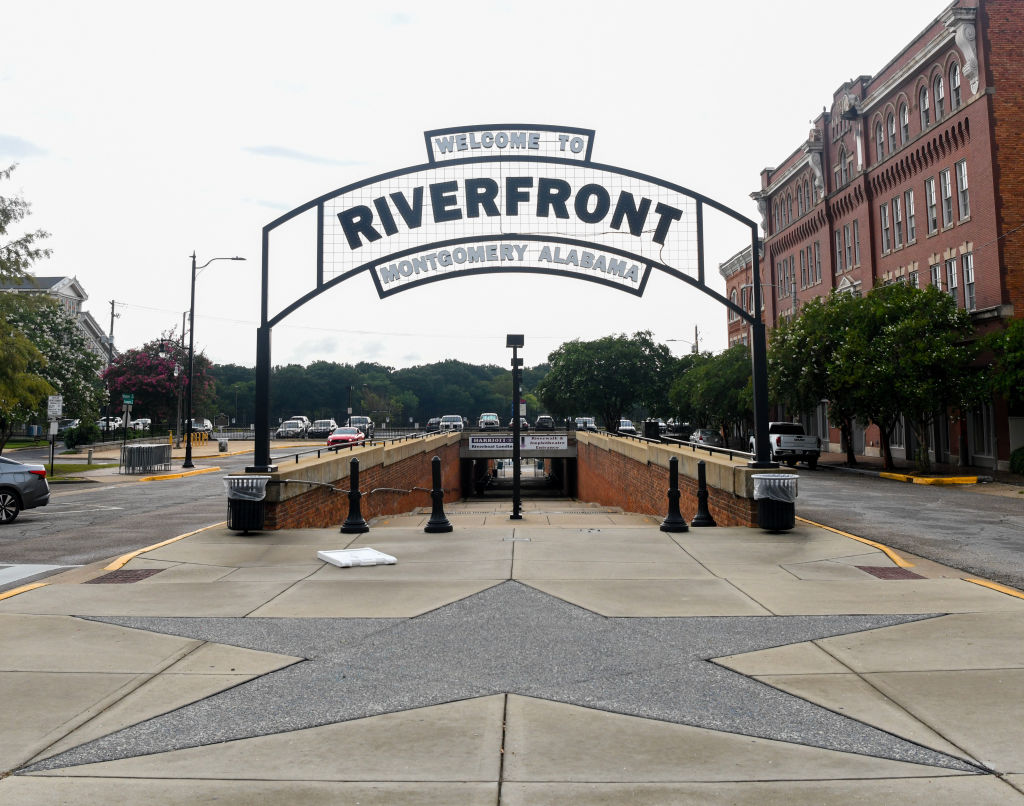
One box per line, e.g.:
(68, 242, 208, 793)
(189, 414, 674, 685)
(750, 422, 821, 469)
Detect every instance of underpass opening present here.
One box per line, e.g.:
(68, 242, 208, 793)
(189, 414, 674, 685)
(248, 124, 774, 480)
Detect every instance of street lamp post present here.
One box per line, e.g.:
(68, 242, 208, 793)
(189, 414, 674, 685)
(507, 334, 524, 520)
(183, 251, 245, 468)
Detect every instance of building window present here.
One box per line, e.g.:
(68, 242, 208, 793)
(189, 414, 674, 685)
(892, 196, 903, 249)
(945, 257, 958, 304)
(814, 241, 821, 283)
(919, 87, 930, 128)
(844, 224, 852, 267)
(940, 169, 953, 227)
(930, 262, 942, 290)
(787, 193, 792, 225)
(905, 190, 916, 242)
(962, 252, 975, 310)
(797, 185, 804, 216)
(880, 203, 891, 253)
(729, 289, 738, 321)
(956, 160, 970, 219)
(899, 103, 909, 143)
(933, 76, 945, 118)
(834, 231, 843, 273)
(852, 220, 861, 266)
(925, 177, 938, 234)
(909, 268, 919, 287)
(799, 250, 806, 288)
(950, 62, 962, 109)
(886, 113, 897, 153)
(875, 122, 884, 161)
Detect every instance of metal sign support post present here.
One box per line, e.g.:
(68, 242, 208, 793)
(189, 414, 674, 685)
(508, 334, 524, 520)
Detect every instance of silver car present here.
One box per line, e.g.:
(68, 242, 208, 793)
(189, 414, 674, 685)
(0, 456, 50, 524)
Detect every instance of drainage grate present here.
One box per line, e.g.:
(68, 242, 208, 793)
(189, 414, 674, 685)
(86, 569, 165, 584)
(856, 566, 924, 580)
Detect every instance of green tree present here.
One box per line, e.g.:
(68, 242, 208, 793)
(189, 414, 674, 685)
(986, 317, 1024, 408)
(535, 331, 674, 429)
(0, 164, 50, 285)
(768, 293, 861, 465)
(3, 295, 104, 423)
(668, 346, 752, 446)
(0, 315, 53, 452)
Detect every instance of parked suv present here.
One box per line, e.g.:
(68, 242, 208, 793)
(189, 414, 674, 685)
(440, 414, 464, 432)
(275, 419, 306, 439)
(307, 419, 338, 439)
(477, 413, 500, 430)
(347, 415, 375, 439)
(534, 415, 555, 430)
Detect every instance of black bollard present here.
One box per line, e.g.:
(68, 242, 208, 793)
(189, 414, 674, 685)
(424, 455, 453, 533)
(691, 459, 717, 527)
(340, 457, 369, 534)
(660, 456, 689, 532)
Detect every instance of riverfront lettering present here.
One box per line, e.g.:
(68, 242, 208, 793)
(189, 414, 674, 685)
(338, 177, 684, 251)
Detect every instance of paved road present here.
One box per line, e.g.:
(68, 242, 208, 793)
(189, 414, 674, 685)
(796, 468, 1024, 589)
(0, 453, 254, 593)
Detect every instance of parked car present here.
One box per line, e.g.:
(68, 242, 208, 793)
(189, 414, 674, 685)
(440, 414, 464, 432)
(307, 419, 338, 439)
(534, 415, 555, 430)
(507, 417, 530, 430)
(691, 428, 725, 448)
(290, 415, 311, 430)
(275, 419, 306, 439)
(617, 419, 637, 435)
(574, 416, 598, 431)
(95, 416, 123, 430)
(657, 420, 668, 434)
(478, 412, 501, 430)
(57, 418, 80, 434)
(750, 421, 821, 469)
(131, 418, 152, 431)
(426, 417, 442, 431)
(190, 418, 213, 434)
(347, 415, 375, 439)
(0, 456, 50, 524)
(327, 426, 366, 448)
(667, 420, 694, 441)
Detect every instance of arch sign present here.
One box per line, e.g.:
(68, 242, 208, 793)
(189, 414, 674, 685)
(249, 124, 773, 471)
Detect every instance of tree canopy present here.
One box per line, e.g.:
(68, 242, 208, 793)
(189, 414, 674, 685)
(0, 164, 50, 286)
(669, 345, 752, 444)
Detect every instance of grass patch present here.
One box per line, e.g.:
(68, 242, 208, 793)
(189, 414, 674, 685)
(48, 462, 118, 478)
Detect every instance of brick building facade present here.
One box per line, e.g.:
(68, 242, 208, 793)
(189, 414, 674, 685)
(723, 0, 1022, 470)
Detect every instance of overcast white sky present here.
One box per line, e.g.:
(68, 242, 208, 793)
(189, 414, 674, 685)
(3, 0, 948, 370)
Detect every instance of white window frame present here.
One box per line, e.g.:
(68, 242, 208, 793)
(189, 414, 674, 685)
(852, 220, 861, 266)
(899, 103, 909, 143)
(945, 257, 958, 304)
(950, 62, 962, 109)
(834, 231, 843, 273)
(844, 224, 852, 267)
(956, 160, 970, 220)
(875, 122, 884, 161)
(962, 252, 975, 311)
(880, 202, 891, 253)
(930, 262, 942, 290)
(905, 190, 916, 242)
(926, 177, 938, 234)
(920, 87, 930, 128)
(814, 241, 821, 283)
(934, 75, 945, 118)
(892, 196, 903, 249)
(940, 168, 953, 228)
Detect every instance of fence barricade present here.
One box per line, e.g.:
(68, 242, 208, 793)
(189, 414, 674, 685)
(121, 443, 173, 474)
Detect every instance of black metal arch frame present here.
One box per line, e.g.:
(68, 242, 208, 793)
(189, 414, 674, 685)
(248, 142, 773, 472)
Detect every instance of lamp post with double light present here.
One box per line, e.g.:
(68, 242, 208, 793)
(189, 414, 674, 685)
(183, 252, 245, 468)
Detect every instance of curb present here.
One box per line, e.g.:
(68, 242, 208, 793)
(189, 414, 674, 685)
(140, 466, 221, 482)
(819, 462, 990, 485)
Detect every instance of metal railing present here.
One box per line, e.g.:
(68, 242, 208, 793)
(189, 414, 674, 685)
(120, 443, 173, 474)
(269, 429, 442, 465)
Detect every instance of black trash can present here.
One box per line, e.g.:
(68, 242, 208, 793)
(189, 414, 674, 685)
(224, 475, 271, 534)
(751, 473, 797, 532)
(643, 419, 661, 440)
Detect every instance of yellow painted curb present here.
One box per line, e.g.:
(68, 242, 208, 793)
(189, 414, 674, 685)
(0, 582, 48, 601)
(105, 521, 226, 570)
(795, 516, 914, 568)
(141, 466, 221, 482)
(963, 578, 1024, 600)
(879, 472, 978, 485)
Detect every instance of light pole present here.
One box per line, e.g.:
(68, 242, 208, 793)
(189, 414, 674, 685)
(507, 334, 524, 520)
(183, 252, 245, 468)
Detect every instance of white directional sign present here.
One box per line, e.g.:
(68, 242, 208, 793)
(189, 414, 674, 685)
(47, 395, 63, 418)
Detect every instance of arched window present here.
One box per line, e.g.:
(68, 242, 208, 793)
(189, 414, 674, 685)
(797, 185, 804, 216)
(899, 103, 909, 143)
(786, 193, 792, 225)
(805, 179, 811, 207)
(919, 86, 930, 128)
(875, 122, 884, 161)
(729, 289, 738, 321)
(773, 202, 779, 232)
(886, 113, 897, 153)
(949, 62, 962, 109)
(933, 76, 945, 118)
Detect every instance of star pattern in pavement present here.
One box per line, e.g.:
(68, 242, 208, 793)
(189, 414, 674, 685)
(25, 581, 978, 772)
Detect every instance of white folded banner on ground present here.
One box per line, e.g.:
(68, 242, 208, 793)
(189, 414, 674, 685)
(317, 548, 397, 567)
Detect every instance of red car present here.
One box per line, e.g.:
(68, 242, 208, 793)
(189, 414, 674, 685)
(327, 427, 365, 448)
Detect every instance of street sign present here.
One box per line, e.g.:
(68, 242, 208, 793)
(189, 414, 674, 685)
(122, 393, 135, 405)
(47, 395, 63, 418)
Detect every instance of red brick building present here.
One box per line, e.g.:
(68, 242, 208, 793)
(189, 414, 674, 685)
(723, 0, 1022, 470)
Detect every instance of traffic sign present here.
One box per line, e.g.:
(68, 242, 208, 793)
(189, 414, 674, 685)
(122, 393, 135, 405)
(47, 395, 63, 418)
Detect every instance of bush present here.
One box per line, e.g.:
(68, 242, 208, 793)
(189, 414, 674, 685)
(64, 422, 102, 451)
(1011, 446, 1024, 476)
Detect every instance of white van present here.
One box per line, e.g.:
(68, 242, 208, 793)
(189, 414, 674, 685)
(440, 415, 464, 432)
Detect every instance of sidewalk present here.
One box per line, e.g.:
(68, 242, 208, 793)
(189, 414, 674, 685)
(816, 450, 1024, 488)
(2, 500, 1024, 803)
